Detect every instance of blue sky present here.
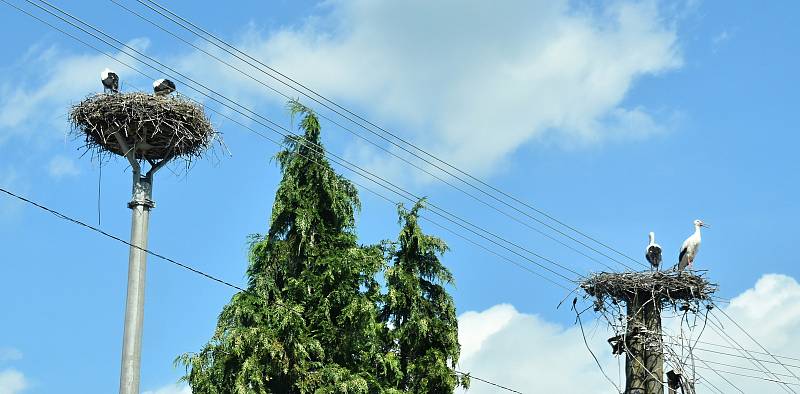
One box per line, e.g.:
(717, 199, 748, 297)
(1, 1, 799, 393)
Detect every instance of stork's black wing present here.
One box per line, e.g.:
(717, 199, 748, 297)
(677, 247, 689, 271)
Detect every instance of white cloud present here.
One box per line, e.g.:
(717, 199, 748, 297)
(180, 0, 683, 178)
(457, 304, 620, 394)
(1, 1, 683, 181)
(0, 348, 22, 363)
(458, 304, 518, 361)
(457, 274, 800, 393)
(0, 369, 27, 394)
(142, 383, 191, 394)
(47, 155, 80, 178)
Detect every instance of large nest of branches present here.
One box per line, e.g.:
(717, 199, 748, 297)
(581, 270, 718, 307)
(69, 92, 216, 161)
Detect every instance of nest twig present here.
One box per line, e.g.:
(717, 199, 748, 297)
(581, 270, 718, 309)
(69, 92, 217, 162)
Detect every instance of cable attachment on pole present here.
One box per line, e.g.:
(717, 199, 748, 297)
(128, 174, 155, 209)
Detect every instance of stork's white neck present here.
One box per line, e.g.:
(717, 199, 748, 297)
(648, 232, 655, 244)
(694, 225, 702, 236)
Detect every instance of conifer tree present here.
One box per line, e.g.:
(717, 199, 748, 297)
(178, 101, 390, 393)
(382, 200, 469, 393)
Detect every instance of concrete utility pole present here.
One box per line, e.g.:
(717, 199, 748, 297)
(580, 271, 716, 394)
(71, 88, 214, 394)
(625, 291, 664, 394)
(115, 134, 170, 394)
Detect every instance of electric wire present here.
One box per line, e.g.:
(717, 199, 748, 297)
(663, 343, 730, 394)
(665, 343, 800, 370)
(696, 358, 746, 394)
(662, 322, 795, 393)
(454, 370, 523, 394)
(705, 315, 796, 393)
(22, 0, 586, 284)
(695, 365, 800, 387)
(702, 360, 799, 380)
(0, 186, 522, 394)
(1, 0, 576, 293)
(662, 323, 800, 391)
(695, 341, 800, 363)
(594, 297, 731, 393)
(0, 186, 248, 293)
(598, 298, 741, 393)
(714, 304, 800, 382)
(109, 0, 625, 274)
(129, 0, 648, 272)
(9, 2, 799, 390)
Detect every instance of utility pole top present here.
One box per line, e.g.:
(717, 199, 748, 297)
(70, 90, 218, 394)
(580, 270, 717, 394)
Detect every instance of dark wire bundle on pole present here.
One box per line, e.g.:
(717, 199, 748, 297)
(580, 270, 718, 394)
(69, 92, 217, 163)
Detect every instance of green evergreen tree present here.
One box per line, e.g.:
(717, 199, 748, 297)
(382, 200, 469, 393)
(178, 101, 392, 393)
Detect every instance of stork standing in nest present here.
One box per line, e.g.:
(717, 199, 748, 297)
(101, 68, 119, 93)
(677, 219, 709, 271)
(646, 232, 662, 270)
(153, 78, 176, 96)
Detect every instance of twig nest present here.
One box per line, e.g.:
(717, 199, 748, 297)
(581, 270, 718, 306)
(70, 92, 215, 161)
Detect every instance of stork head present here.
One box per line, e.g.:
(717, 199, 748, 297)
(693, 219, 709, 228)
(648, 231, 655, 243)
(101, 68, 113, 80)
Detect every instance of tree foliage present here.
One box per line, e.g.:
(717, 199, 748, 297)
(179, 101, 465, 393)
(381, 200, 469, 393)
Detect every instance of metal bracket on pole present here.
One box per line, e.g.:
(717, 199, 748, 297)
(128, 173, 155, 210)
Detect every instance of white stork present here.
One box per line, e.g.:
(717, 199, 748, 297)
(646, 232, 662, 270)
(677, 219, 709, 271)
(101, 68, 119, 93)
(153, 78, 176, 96)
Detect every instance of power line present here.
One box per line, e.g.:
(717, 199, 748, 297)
(662, 319, 796, 393)
(662, 326, 800, 364)
(594, 298, 732, 394)
(695, 365, 800, 387)
(127, 0, 649, 272)
(695, 341, 800, 363)
(454, 370, 524, 394)
(695, 357, 746, 394)
(663, 343, 731, 394)
(0, 6, 565, 392)
(664, 343, 800, 370)
(702, 360, 799, 380)
(105, 0, 625, 275)
(20, 0, 589, 284)
(2, 0, 580, 292)
(705, 315, 796, 393)
(713, 303, 800, 383)
(9, 2, 796, 390)
(0, 185, 524, 393)
(660, 320, 800, 392)
(0, 186, 247, 293)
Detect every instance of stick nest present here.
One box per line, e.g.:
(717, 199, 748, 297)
(581, 270, 718, 306)
(69, 92, 216, 161)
